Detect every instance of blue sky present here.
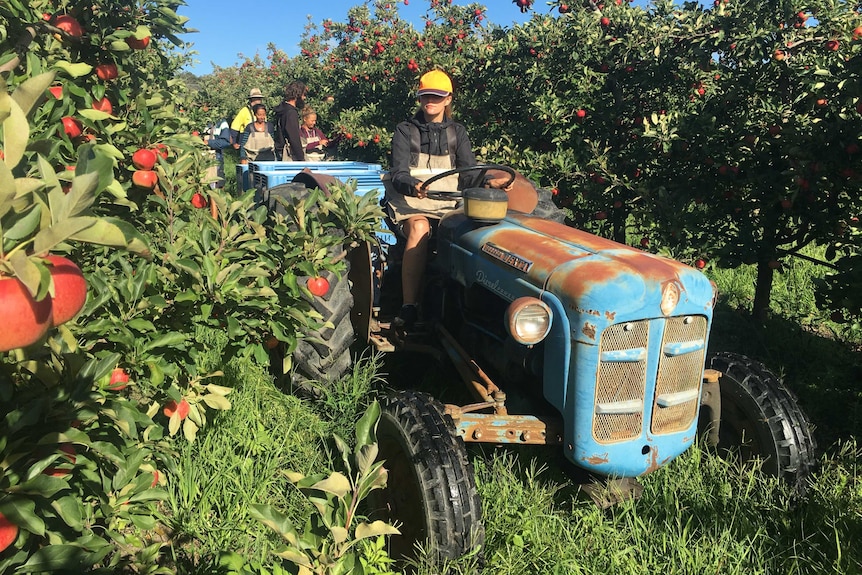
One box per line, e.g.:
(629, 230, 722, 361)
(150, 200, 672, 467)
(177, 0, 539, 76)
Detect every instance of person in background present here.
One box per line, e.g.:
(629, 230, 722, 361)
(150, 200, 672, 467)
(204, 117, 231, 189)
(386, 69, 511, 329)
(300, 108, 330, 161)
(230, 88, 264, 150)
(239, 104, 275, 163)
(273, 81, 307, 161)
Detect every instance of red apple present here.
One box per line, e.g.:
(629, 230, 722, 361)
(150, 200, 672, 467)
(53, 14, 83, 37)
(853, 26, 862, 40)
(576, 108, 587, 119)
(45, 255, 86, 326)
(49, 85, 63, 99)
(695, 258, 706, 269)
(307, 276, 330, 297)
(163, 398, 190, 420)
(132, 169, 158, 189)
(825, 39, 839, 51)
(107, 367, 129, 390)
(92, 96, 113, 114)
(600, 16, 610, 26)
(132, 148, 157, 170)
(61, 116, 83, 138)
(0, 513, 18, 552)
(191, 192, 208, 209)
(95, 63, 118, 81)
(774, 49, 787, 61)
(560, 4, 570, 13)
(127, 35, 150, 49)
(0, 275, 53, 352)
(151, 143, 169, 159)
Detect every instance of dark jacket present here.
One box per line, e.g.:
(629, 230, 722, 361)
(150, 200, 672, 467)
(273, 101, 304, 161)
(390, 112, 483, 196)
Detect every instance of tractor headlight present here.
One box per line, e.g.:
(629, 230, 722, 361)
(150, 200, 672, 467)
(506, 297, 552, 345)
(660, 281, 680, 316)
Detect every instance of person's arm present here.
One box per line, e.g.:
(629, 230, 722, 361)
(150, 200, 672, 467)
(285, 108, 304, 161)
(316, 127, 329, 148)
(230, 109, 247, 149)
(453, 124, 483, 190)
(390, 122, 422, 196)
(238, 126, 251, 161)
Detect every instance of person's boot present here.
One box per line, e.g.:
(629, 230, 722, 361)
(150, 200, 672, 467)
(393, 303, 418, 330)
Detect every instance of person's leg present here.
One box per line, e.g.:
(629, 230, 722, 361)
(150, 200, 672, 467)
(396, 215, 431, 328)
(401, 215, 431, 305)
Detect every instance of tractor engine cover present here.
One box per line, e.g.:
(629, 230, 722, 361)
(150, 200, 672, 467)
(435, 210, 716, 477)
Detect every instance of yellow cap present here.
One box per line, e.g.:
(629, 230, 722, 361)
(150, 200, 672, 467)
(417, 70, 453, 97)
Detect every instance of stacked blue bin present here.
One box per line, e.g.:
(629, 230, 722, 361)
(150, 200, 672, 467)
(249, 161, 393, 245)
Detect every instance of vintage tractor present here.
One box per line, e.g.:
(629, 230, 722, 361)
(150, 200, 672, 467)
(260, 163, 816, 562)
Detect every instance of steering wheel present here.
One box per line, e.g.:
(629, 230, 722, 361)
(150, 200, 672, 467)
(420, 164, 516, 200)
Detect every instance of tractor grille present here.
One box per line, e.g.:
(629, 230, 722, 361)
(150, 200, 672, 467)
(651, 315, 708, 435)
(593, 321, 649, 443)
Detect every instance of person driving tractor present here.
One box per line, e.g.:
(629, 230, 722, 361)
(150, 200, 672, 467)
(386, 69, 512, 330)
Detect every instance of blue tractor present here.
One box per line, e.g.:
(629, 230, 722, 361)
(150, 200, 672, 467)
(261, 163, 816, 563)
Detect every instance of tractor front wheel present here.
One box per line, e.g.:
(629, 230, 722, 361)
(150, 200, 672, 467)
(707, 352, 817, 490)
(369, 390, 484, 563)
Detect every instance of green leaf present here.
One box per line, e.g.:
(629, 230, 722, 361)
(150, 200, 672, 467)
(202, 394, 231, 410)
(143, 332, 187, 352)
(355, 401, 380, 448)
(110, 40, 131, 52)
(183, 418, 199, 442)
(204, 383, 232, 396)
(19, 545, 94, 572)
(78, 108, 113, 121)
(168, 411, 181, 436)
(51, 495, 84, 530)
(8, 251, 45, 297)
(2, 92, 29, 168)
(355, 520, 400, 540)
(10, 473, 69, 499)
(330, 525, 349, 545)
(0, 159, 17, 219)
(52, 61, 93, 78)
(12, 72, 55, 118)
(32, 217, 96, 254)
(250, 504, 298, 541)
(2, 204, 41, 241)
(312, 472, 351, 498)
(0, 497, 45, 536)
(68, 217, 152, 257)
(355, 443, 379, 478)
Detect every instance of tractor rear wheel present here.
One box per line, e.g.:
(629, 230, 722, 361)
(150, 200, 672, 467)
(264, 182, 356, 393)
(290, 256, 354, 391)
(707, 352, 817, 490)
(369, 391, 484, 563)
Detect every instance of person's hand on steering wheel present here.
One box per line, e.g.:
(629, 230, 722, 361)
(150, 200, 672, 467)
(412, 182, 427, 199)
(486, 175, 514, 192)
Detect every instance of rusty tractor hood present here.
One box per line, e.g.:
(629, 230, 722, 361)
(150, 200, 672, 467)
(443, 212, 715, 330)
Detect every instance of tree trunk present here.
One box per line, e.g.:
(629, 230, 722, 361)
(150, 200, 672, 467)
(752, 261, 774, 322)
